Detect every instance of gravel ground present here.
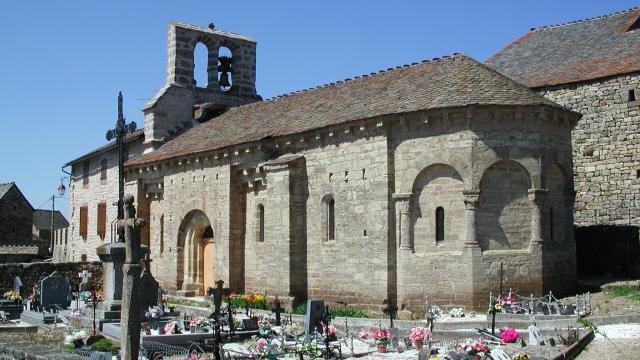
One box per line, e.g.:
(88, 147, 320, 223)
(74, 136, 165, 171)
(576, 324, 640, 360)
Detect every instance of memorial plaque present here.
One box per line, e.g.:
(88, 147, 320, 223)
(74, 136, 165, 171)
(242, 318, 259, 330)
(40, 271, 71, 310)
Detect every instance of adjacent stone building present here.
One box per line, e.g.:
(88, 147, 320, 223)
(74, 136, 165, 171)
(33, 209, 69, 261)
(487, 7, 640, 228)
(66, 22, 583, 311)
(0, 182, 40, 263)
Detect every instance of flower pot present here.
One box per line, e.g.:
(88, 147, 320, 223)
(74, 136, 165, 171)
(414, 339, 424, 350)
(377, 343, 387, 353)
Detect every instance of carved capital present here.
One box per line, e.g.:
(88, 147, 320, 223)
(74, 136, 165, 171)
(463, 189, 481, 210)
(393, 193, 412, 213)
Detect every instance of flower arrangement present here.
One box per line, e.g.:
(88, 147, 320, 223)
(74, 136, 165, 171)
(512, 354, 529, 360)
(63, 330, 87, 348)
(3, 290, 22, 302)
(283, 323, 303, 339)
(226, 293, 268, 310)
(295, 339, 320, 358)
(371, 327, 392, 345)
(500, 328, 521, 343)
(249, 336, 270, 356)
(408, 326, 431, 342)
(357, 330, 369, 340)
(189, 317, 210, 329)
(456, 338, 490, 357)
(428, 305, 444, 319)
(164, 320, 181, 335)
(145, 306, 165, 320)
(321, 322, 337, 339)
(449, 307, 465, 318)
(258, 316, 272, 337)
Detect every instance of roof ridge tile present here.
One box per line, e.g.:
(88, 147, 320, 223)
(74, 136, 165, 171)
(531, 7, 639, 31)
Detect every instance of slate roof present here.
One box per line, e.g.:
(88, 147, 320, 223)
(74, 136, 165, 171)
(33, 209, 69, 230)
(0, 182, 14, 200)
(128, 54, 563, 166)
(486, 7, 640, 88)
(65, 129, 144, 166)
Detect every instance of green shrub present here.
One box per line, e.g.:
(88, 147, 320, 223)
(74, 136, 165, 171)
(91, 339, 116, 354)
(331, 308, 370, 318)
(292, 303, 307, 315)
(63, 344, 76, 353)
(607, 286, 640, 301)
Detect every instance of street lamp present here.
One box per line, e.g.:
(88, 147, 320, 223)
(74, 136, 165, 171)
(49, 179, 67, 256)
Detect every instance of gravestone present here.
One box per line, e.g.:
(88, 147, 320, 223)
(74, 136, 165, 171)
(14, 275, 23, 295)
(242, 318, 259, 330)
(79, 270, 92, 291)
(304, 299, 325, 339)
(528, 325, 544, 345)
(40, 271, 71, 310)
(139, 253, 160, 315)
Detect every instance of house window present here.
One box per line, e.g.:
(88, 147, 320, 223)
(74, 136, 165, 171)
(435, 207, 445, 242)
(159, 214, 164, 254)
(100, 158, 108, 180)
(629, 89, 637, 102)
(257, 204, 265, 242)
(83, 162, 90, 186)
(97, 203, 107, 239)
(81, 254, 87, 262)
(79, 206, 88, 239)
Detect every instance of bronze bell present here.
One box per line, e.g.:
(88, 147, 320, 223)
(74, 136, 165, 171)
(219, 72, 231, 88)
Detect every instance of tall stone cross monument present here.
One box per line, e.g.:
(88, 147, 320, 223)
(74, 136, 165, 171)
(106, 92, 137, 242)
(120, 194, 145, 360)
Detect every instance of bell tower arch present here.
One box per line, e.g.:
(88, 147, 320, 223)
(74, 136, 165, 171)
(142, 22, 261, 148)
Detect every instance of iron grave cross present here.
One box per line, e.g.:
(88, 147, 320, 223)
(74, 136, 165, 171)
(106, 92, 137, 242)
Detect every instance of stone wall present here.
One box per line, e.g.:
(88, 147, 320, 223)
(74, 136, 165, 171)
(0, 261, 103, 299)
(538, 72, 640, 226)
(0, 185, 33, 245)
(129, 104, 579, 311)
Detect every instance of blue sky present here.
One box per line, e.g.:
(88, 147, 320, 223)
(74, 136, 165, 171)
(0, 0, 636, 218)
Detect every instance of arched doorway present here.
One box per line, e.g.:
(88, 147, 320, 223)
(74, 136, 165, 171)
(177, 210, 215, 296)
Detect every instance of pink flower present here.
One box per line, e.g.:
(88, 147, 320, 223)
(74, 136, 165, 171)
(409, 326, 430, 342)
(500, 328, 521, 343)
(358, 330, 368, 339)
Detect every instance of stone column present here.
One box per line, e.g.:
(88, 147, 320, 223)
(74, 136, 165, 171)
(463, 189, 481, 247)
(120, 194, 145, 360)
(528, 189, 548, 247)
(393, 193, 413, 251)
(96, 242, 126, 320)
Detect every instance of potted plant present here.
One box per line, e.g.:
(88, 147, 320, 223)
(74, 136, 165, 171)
(371, 327, 391, 353)
(500, 328, 521, 343)
(408, 326, 431, 349)
(322, 322, 337, 341)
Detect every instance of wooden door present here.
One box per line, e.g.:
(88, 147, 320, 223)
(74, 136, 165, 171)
(203, 239, 215, 292)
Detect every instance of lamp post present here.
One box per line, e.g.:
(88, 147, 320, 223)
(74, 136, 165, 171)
(49, 181, 66, 255)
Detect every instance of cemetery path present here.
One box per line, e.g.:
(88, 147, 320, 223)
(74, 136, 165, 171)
(576, 323, 640, 360)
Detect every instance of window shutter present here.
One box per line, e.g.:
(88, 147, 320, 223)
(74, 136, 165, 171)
(79, 206, 88, 238)
(97, 203, 107, 238)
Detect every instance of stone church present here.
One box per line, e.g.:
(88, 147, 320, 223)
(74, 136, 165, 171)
(64, 20, 586, 311)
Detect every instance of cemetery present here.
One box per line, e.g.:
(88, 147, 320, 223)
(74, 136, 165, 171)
(0, 192, 635, 359)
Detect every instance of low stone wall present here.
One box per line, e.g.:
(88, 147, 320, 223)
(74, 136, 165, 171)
(0, 261, 103, 298)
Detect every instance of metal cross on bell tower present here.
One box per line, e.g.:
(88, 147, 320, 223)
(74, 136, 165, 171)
(106, 92, 137, 242)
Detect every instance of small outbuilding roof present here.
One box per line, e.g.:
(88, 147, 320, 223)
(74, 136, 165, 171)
(486, 7, 640, 88)
(33, 209, 69, 230)
(128, 54, 564, 166)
